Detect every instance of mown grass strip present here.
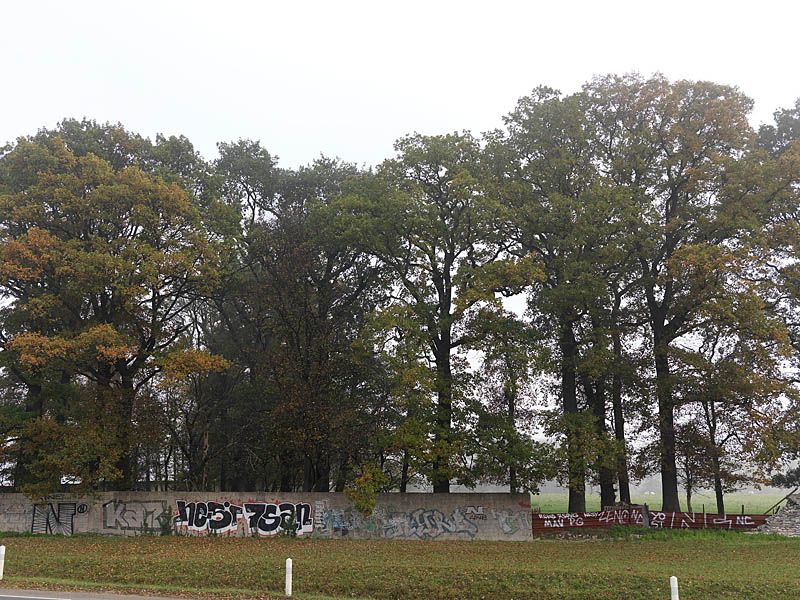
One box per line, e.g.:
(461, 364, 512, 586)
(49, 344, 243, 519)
(0, 531, 798, 600)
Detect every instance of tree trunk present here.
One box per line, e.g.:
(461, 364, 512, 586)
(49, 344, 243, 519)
(611, 332, 632, 504)
(560, 319, 585, 513)
(686, 477, 693, 513)
(584, 371, 616, 509)
(313, 452, 331, 491)
(400, 450, 410, 493)
(505, 376, 518, 494)
(145, 453, 151, 491)
(705, 401, 725, 515)
(302, 455, 314, 492)
(509, 467, 518, 495)
(163, 445, 173, 492)
(114, 382, 137, 490)
(653, 335, 681, 512)
(432, 338, 452, 493)
(334, 456, 348, 493)
(592, 377, 617, 509)
(712, 453, 725, 514)
(278, 450, 295, 492)
(302, 452, 330, 492)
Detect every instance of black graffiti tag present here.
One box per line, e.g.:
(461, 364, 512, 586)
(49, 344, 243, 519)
(175, 500, 313, 536)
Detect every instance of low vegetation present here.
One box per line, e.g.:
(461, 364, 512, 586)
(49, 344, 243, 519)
(0, 531, 798, 600)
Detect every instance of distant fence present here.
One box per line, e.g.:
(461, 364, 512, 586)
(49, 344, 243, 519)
(531, 508, 769, 534)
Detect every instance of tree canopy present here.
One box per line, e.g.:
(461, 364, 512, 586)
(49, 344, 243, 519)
(1, 77, 799, 510)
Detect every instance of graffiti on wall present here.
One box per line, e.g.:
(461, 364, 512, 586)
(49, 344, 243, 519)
(648, 511, 766, 530)
(311, 500, 530, 540)
(383, 507, 479, 539)
(31, 502, 84, 535)
(493, 508, 530, 535)
(174, 501, 313, 536)
(533, 509, 669, 531)
(531, 509, 769, 532)
(0, 494, 532, 539)
(103, 500, 171, 532)
(465, 506, 487, 520)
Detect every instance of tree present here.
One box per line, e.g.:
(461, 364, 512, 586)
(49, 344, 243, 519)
(470, 311, 555, 493)
(676, 297, 790, 513)
(754, 99, 800, 472)
(351, 132, 535, 492)
(2, 84, 796, 502)
(674, 422, 708, 512)
(582, 74, 756, 511)
(494, 88, 639, 511)
(772, 466, 800, 488)
(212, 148, 385, 491)
(759, 99, 800, 156)
(0, 122, 223, 490)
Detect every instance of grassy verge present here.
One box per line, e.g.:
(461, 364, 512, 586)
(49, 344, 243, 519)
(0, 531, 798, 600)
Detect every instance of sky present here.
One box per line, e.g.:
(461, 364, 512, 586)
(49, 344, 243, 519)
(2, 0, 799, 168)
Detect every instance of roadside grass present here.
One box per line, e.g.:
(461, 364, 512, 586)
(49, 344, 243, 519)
(530, 491, 788, 513)
(0, 531, 798, 600)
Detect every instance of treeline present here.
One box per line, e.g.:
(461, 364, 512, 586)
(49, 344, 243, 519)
(1, 74, 799, 513)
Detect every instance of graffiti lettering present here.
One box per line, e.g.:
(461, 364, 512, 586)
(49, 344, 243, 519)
(465, 506, 487, 520)
(103, 500, 171, 532)
(32, 502, 76, 535)
(493, 509, 527, 535)
(532, 510, 768, 533)
(712, 515, 733, 529)
(313, 500, 328, 533)
(174, 501, 313, 536)
(383, 507, 478, 540)
(544, 518, 564, 528)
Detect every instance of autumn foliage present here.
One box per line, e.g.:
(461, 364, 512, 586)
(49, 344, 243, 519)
(0, 80, 799, 507)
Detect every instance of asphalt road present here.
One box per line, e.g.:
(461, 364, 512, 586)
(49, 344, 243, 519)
(0, 592, 185, 600)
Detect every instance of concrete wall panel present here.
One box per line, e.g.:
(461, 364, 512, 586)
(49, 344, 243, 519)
(0, 492, 533, 541)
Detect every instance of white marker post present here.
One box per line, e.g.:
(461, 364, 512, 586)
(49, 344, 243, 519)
(0, 545, 6, 580)
(670, 576, 679, 600)
(285, 557, 293, 597)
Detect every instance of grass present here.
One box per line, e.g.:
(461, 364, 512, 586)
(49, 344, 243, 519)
(530, 490, 789, 513)
(0, 531, 798, 600)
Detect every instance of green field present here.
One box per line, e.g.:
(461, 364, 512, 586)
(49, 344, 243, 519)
(0, 530, 798, 600)
(530, 491, 789, 514)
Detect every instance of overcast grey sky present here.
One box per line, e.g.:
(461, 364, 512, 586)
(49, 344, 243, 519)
(2, 0, 798, 168)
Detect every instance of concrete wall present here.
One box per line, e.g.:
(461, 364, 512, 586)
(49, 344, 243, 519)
(0, 491, 533, 541)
